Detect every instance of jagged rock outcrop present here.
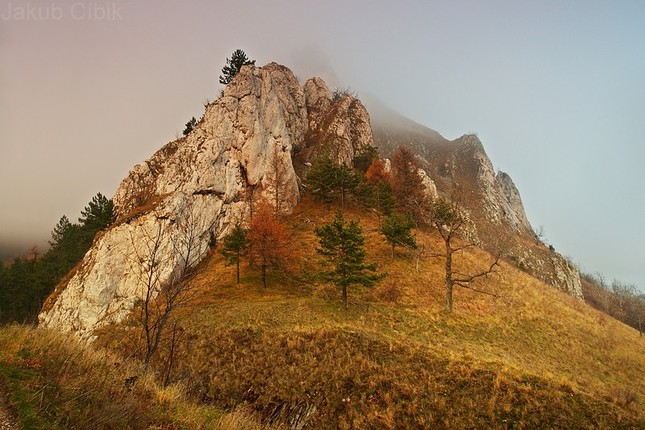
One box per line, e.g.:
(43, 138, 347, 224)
(514, 247, 583, 299)
(41, 61, 584, 339)
(303, 77, 332, 130)
(299, 79, 373, 166)
(448, 135, 582, 298)
(417, 167, 438, 199)
(40, 63, 375, 338)
(456, 135, 533, 235)
(496, 171, 531, 234)
(373, 125, 583, 299)
(41, 193, 221, 335)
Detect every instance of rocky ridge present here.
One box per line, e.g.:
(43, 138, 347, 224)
(40, 63, 374, 338)
(40, 62, 582, 338)
(372, 122, 582, 299)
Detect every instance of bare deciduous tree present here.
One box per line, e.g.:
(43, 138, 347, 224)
(612, 281, 645, 336)
(581, 273, 644, 336)
(428, 198, 500, 313)
(629, 295, 645, 337)
(129, 201, 212, 367)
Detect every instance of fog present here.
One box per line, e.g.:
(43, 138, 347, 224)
(1, 1, 644, 289)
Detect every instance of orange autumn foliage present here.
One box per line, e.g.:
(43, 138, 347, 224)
(365, 158, 390, 184)
(247, 200, 295, 288)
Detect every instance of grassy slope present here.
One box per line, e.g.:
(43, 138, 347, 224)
(0, 324, 281, 429)
(2, 197, 643, 429)
(98, 197, 645, 429)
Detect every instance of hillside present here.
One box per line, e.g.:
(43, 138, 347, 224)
(2, 212, 644, 429)
(371, 115, 582, 298)
(20, 61, 643, 428)
(82, 196, 645, 429)
(39, 61, 582, 342)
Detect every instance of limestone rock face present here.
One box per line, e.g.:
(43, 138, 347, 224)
(114, 62, 305, 218)
(553, 257, 583, 299)
(40, 61, 585, 339)
(514, 247, 583, 299)
(496, 171, 531, 234)
(40, 193, 234, 337)
(373, 127, 583, 299)
(40, 63, 374, 338)
(417, 167, 438, 199)
(451, 135, 582, 297)
(303, 77, 332, 131)
(457, 135, 532, 234)
(300, 83, 373, 166)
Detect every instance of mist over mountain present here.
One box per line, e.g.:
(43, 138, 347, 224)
(0, 243, 24, 263)
(0, 2, 644, 426)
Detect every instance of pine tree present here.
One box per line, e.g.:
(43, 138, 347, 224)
(219, 49, 255, 85)
(306, 157, 358, 208)
(359, 181, 395, 219)
(306, 157, 337, 203)
(335, 164, 358, 208)
(352, 145, 378, 173)
(49, 215, 74, 248)
(0, 193, 115, 324)
(183, 117, 197, 136)
(78, 193, 114, 233)
(381, 212, 417, 260)
(315, 211, 382, 309)
(221, 225, 249, 284)
(47, 215, 83, 278)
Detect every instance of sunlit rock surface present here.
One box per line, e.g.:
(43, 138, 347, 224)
(40, 63, 376, 338)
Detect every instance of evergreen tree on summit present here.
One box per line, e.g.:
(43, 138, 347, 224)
(219, 49, 255, 84)
(183, 117, 197, 136)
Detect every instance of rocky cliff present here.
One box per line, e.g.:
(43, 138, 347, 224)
(41, 62, 582, 339)
(372, 121, 583, 299)
(40, 63, 374, 338)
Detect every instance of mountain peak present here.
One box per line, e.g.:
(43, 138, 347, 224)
(40, 62, 582, 339)
(40, 63, 376, 337)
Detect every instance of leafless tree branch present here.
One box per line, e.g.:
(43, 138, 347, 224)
(127, 200, 212, 368)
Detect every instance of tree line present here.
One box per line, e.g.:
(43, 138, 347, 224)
(0, 193, 114, 324)
(582, 272, 645, 336)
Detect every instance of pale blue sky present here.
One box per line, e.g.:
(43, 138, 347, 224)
(1, 0, 643, 289)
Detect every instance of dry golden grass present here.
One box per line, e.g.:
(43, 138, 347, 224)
(92, 196, 645, 428)
(0, 324, 170, 429)
(0, 324, 287, 429)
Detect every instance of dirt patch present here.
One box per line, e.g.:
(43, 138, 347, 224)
(0, 384, 17, 430)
